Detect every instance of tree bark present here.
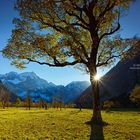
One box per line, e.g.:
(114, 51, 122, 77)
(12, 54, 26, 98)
(90, 71, 102, 123)
(88, 30, 102, 123)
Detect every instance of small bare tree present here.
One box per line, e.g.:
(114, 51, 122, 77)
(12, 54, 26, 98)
(39, 98, 47, 109)
(16, 97, 22, 108)
(52, 96, 58, 108)
(0, 86, 10, 109)
(25, 91, 32, 110)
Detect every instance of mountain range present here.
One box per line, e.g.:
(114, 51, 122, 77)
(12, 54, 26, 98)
(0, 72, 90, 103)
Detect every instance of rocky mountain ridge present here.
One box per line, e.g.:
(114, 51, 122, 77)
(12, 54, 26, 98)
(0, 72, 90, 103)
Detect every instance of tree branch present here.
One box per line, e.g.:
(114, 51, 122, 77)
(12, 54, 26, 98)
(98, 1, 115, 20)
(66, 9, 89, 28)
(69, 0, 89, 26)
(99, 22, 120, 42)
(96, 55, 120, 67)
(88, 0, 98, 12)
(26, 58, 81, 67)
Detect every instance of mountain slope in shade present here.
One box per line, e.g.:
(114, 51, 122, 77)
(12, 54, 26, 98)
(0, 72, 90, 103)
(64, 81, 90, 103)
(77, 49, 140, 107)
(0, 80, 18, 102)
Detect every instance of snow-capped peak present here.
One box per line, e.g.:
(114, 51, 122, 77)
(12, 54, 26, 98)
(0, 71, 90, 103)
(5, 71, 18, 79)
(19, 72, 39, 80)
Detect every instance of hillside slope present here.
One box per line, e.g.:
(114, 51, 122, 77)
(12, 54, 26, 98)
(78, 49, 140, 107)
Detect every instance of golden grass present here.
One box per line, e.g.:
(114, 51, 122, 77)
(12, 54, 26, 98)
(0, 108, 139, 140)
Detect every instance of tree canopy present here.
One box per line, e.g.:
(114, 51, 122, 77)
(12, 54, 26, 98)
(3, 0, 137, 72)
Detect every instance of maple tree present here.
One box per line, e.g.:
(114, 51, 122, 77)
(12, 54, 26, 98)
(3, 0, 137, 123)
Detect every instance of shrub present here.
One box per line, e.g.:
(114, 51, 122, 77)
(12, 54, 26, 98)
(130, 85, 140, 107)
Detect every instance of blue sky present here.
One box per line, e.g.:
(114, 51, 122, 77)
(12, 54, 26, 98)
(0, 0, 140, 85)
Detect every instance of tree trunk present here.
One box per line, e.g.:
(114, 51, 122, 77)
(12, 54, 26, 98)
(90, 72, 102, 123)
(29, 101, 31, 110)
(2, 101, 5, 109)
(88, 36, 102, 123)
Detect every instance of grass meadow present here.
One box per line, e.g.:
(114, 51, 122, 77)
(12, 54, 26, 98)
(0, 108, 139, 140)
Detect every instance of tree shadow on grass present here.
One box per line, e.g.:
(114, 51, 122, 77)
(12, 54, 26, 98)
(85, 120, 108, 140)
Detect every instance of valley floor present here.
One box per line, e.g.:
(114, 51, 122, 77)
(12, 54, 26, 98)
(0, 108, 139, 140)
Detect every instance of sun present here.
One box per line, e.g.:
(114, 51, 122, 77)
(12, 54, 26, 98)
(94, 74, 101, 81)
